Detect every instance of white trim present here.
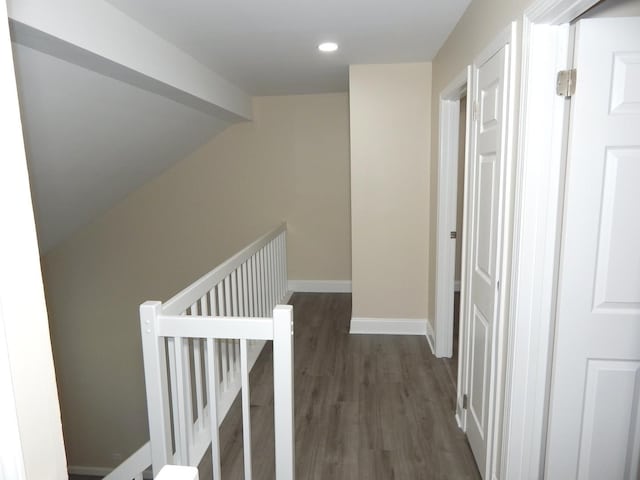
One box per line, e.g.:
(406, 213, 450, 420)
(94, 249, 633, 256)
(69, 465, 153, 479)
(426, 318, 436, 354)
(280, 290, 294, 304)
(434, 66, 471, 359)
(0, 302, 26, 480)
(526, 0, 599, 23)
(287, 280, 352, 293)
(349, 317, 427, 336)
(501, 1, 598, 479)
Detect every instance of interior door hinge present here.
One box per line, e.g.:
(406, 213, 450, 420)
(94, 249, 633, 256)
(450, 231, 457, 239)
(462, 394, 468, 409)
(472, 101, 479, 121)
(556, 69, 577, 97)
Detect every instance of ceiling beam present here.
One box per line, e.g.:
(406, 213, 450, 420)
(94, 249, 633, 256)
(7, 0, 252, 122)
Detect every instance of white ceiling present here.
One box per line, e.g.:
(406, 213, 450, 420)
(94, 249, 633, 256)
(105, 0, 471, 95)
(11, 0, 471, 252)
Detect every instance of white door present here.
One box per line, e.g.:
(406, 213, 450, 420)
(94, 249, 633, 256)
(545, 17, 640, 480)
(465, 42, 509, 476)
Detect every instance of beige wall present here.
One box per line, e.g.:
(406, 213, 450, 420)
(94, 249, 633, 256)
(427, 0, 534, 326)
(349, 63, 432, 320)
(42, 93, 351, 468)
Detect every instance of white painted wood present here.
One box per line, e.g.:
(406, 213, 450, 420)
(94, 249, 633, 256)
(231, 271, 239, 316)
(134, 225, 290, 479)
(261, 250, 268, 316)
(464, 26, 512, 478)
(257, 251, 264, 317)
(155, 465, 199, 480)
(140, 302, 172, 474)
(425, 319, 436, 355)
(435, 67, 470, 359)
(167, 339, 181, 456)
(193, 338, 204, 430)
(0, 305, 26, 480)
(282, 234, 289, 297)
(273, 306, 295, 480)
(279, 235, 286, 297)
(248, 258, 256, 317)
(267, 243, 274, 308)
(205, 338, 222, 480)
(455, 69, 473, 425)
(525, 0, 599, 24)
(174, 339, 190, 464)
(545, 18, 640, 480)
(501, 19, 571, 480)
(240, 339, 253, 480)
(241, 263, 249, 317)
(287, 280, 352, 293)
(349, 317, 428, 335)
(7, 0, 251, 121)
(157, 316, 275, 341)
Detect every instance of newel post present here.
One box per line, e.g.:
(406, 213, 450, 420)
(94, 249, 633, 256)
(273, 305, 295, 480)
(140, 301, 171, 475)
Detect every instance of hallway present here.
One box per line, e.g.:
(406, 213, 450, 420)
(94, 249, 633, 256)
(207, 293, 480, 479)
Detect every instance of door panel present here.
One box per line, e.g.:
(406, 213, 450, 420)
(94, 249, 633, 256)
(465, 43, 509, 477)
(470, 306, 489, 434)
(545, 17, 640, 480)
(577, 360, 640, 479)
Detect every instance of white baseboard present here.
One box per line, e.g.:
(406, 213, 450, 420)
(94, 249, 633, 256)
(455, 412, 464, 430)
(69, 465, 153, 479)
(280, 290, 294, 304)
(454, 280, 461, 292)
(287, 280, 352, 293)
(425, 318, 436, 354)
(349, 317, 427, 335)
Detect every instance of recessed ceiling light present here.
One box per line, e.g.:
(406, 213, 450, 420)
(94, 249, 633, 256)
(318, 42, 338, 53)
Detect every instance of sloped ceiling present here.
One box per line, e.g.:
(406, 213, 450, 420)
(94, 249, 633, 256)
(12, 44, 230, 252)
(10, 0, 471, 252)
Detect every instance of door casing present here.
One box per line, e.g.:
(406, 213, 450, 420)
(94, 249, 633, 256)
(433, 66, 471, 362)
(501, 0, 602, 479)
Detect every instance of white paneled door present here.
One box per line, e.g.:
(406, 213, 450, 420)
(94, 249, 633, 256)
(545, 17, 640, 480)
(465, 41, 509, 477)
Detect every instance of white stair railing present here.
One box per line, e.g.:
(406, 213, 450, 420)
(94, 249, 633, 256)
(104, 223, 293, 480)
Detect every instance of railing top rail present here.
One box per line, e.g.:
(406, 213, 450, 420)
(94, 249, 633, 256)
(161, 222, 286, 315)
(155, 314, 276, 341)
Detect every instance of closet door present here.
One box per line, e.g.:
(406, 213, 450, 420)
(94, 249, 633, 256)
(545, 17, 640, 480)
(465, 40, 510, 478)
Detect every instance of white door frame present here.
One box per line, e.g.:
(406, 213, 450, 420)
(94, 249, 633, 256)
(500, 0, 600, 478)
(433, 66, 471, 359)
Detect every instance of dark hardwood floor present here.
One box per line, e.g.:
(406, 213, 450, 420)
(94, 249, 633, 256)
(71, 292, 479, 480)
(204, 292, 479, 479)
(442, 292, 460, 388)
